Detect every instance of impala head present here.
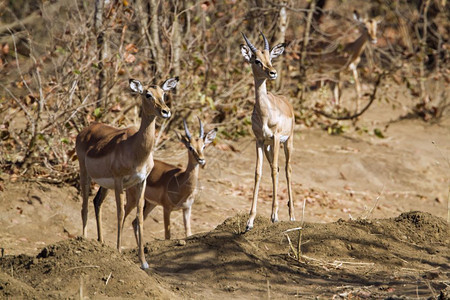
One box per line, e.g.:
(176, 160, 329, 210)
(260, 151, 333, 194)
(354, 10, 382, 44)
(129, 77, 179, 119)
(175, 118, 217, 168)
(240, 32, 285, 80)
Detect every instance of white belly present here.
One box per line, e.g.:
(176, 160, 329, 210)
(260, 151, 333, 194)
(93, 169, 147, 190)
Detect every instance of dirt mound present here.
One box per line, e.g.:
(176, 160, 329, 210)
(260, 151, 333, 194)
(125, 211, 448, 299)
(1, 212, 448, 299)
(0, 237, 173, 299)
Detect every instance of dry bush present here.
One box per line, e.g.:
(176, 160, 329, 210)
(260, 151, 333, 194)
(0, 0, 448, 182)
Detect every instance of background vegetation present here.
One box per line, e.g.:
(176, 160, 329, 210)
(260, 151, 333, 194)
(0, 0, 448, 184)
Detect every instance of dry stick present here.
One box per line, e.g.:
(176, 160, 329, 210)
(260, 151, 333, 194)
(314, 71, 385, 120)
(9, 30, 43, 166)
(418, 0, 431, 104)
(364, 185, 385, 219)
(105, 272, 112, 286)
(298, 198, 306, 260)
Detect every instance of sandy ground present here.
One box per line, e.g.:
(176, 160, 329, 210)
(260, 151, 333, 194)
(0, 83, 449, 299)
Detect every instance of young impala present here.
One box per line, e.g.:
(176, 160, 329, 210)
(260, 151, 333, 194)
(241, 31, 295, 231)
(75, 77, 178, 269)
(317, 11, 382, 111)
(118, 118, 216, 242)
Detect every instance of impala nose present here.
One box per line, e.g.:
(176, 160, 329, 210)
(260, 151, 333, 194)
(161, 109, 171, 118)
(269, 71, 277, 79)
(371, 38, 377, 44)
(198, 159, 206, 167)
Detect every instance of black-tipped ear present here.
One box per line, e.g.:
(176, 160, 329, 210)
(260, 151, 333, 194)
(270, 43, 285, 59)
(162, 77, 179, 91)
(241, 44, 252, 62)
(204, 128, 217, 146)
(129, 79, 144, 94)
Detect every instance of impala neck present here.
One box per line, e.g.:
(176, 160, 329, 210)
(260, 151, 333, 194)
(253, 77, 271, 115)
(346, 30, 369, 61)
(177, 152, 200, 195)
(132, 112, 156, 162)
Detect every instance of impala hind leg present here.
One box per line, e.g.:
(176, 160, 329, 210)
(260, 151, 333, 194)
(246, 140, 264, 232)
(284, 138, 295, 221)
(79, 164, 91, 238)
(163, 207, 172, 240)
(93, 186, 109, 243)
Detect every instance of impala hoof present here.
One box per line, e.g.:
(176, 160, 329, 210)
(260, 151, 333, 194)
(140, 262, 149, 270)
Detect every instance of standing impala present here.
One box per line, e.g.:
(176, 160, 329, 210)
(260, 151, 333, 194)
(317, 11, 382, 111)
(241, 31, 295, 231)
(75, 77, 178, 269)
(120, 118, 216, 242)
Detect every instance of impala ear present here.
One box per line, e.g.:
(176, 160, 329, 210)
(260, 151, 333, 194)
(204, 128, 217, 146)
(353, 10, 364, 22)
(129, 79, 144, 94)
(270, 43, 285, 59)
(374, 16, 383, 24)
(240, 44, 252, 62)
(162, 77, 179, 91)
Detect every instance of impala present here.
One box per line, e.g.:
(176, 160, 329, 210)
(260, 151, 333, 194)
(119, 118, 216, 242)
(317, 11, 382, 111)
(75, 77, 179, 269)
(241, 31, 295, 231)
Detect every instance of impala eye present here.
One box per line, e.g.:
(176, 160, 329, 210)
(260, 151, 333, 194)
(255, 60, 262, 66)
(188, 145, 194, 151)
(146, 93, 153, 99)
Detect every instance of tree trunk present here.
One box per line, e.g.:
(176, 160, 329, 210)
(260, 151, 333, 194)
(150, 0, 164, 79)
(94, 0, 107, 109)
(275, 5, 288, 90)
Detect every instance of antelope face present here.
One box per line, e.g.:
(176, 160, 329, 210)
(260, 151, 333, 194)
(354, 11, 382, 44)
(240, 32, 285, 81)
(129, 77, 179, 119)
(364, 18, 381, 44)
(176, 118, 217, 168)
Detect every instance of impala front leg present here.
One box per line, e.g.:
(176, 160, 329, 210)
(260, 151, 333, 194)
(350, 63, 361, 113)
(271, 136, 280, 223)
(183, 204, 192, 238)
(247, 140, 264, 232)
(134, 180, 149, 269)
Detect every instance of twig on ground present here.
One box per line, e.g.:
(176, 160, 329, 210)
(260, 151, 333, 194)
(105, 272, 112, 285)
(364, 185, 385, 219)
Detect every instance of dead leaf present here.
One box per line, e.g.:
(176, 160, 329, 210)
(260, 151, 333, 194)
(124, 52, 136, 64)
(125, 43, 138, 53)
